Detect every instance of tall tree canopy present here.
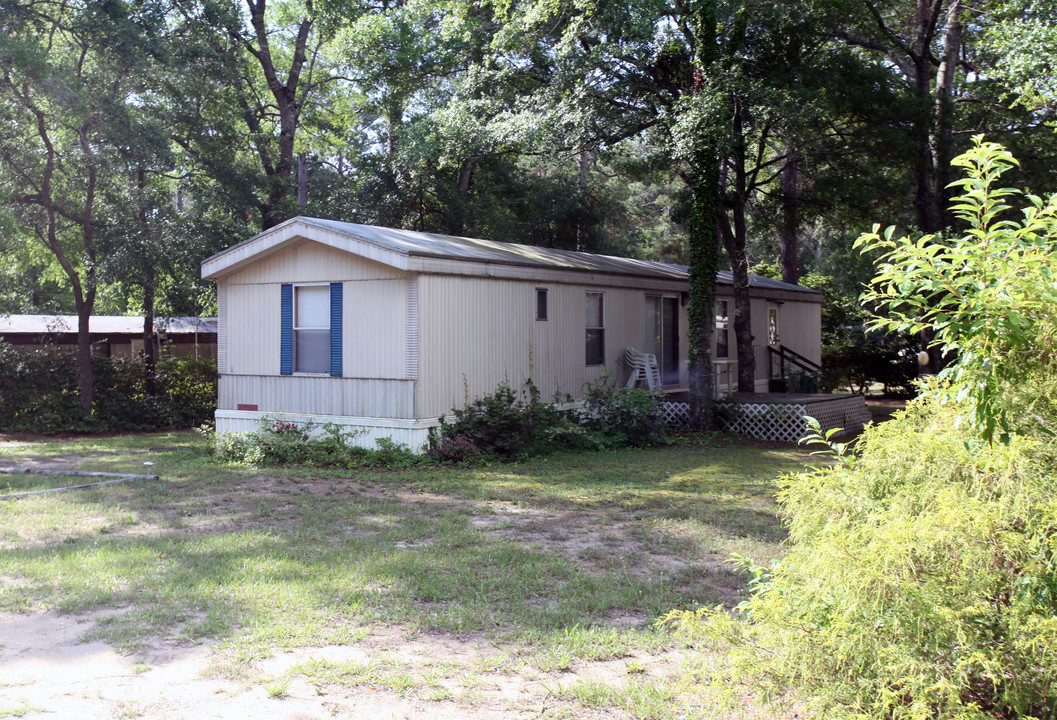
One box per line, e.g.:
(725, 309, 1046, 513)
(0, 0, 1054, 420)
(0, 0, 173, 411)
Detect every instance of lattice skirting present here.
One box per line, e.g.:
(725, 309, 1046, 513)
(659, 401, 691, 426)
(660, 395, 870, 443)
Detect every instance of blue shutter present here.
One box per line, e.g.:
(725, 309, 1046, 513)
(280, 284, 293, 375)
(330, 282, 342, 377)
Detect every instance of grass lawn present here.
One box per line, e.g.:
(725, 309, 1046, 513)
(0, 431, 811, 719)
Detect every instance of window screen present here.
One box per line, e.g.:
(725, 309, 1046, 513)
(716, 300, 729, 359)
(585, 292, 604, 366)
(536, 288, 548, 321)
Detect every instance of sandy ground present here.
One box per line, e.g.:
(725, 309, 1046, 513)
(0, 610, 687, 720)
(0, 448, 716, 719)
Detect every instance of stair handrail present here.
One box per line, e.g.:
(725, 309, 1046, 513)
(769, 344, 822, 379)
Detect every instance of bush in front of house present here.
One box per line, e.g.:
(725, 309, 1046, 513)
(0, 342, 217, 433)
(427, 378, 666, 462)
(581, 376, 665, 447)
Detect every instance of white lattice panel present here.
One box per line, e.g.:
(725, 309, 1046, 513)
(660, 401, 691, 426)
(716, 402, 807, 442)
(662, 394, 870, 443)
(805, 396, 870, 437)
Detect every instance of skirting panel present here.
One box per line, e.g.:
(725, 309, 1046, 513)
(215, 410, 440, 453)
(661, 394, 869, 443)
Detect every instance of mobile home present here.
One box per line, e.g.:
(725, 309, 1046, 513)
(201, 217, 822, 449)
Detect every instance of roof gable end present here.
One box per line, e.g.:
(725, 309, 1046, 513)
(201, 218, 413, 280)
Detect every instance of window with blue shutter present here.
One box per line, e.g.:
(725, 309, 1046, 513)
(282, 283, 342, 376)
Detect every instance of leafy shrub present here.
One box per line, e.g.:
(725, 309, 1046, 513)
(672, 398, 1057, 719)
(429, 383, 562, 459)
(581, 378, 663, 447)
(429, 378, 665, 461)
(0, 343, 88, 433)
(154, 357, 219, 428)
(665, 139, 1057, 719)
(819, 325, 918, 397)
(426, 433, 482, 464)
(210, 419, 423, 469)
(0, 343, 217, 433)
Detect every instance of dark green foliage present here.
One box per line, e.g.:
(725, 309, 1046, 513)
(0, 342, 216, 434)
(0, 343, 86, 433)
(819, 327, 918, 397)
(428, 380, 665, 462)
(429, 383, 563, 461)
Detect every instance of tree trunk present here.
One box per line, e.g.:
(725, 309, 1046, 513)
(720, 215, 756, 394)
(297, 152, 308, 208)
(720, 114, 756, 395)
(239, 0, 314, 230)
(75, 299, 93, 415)
(687, 155, 719, 429)
(142, 283, 156, 396)
(137, 167, 157, 395)
(780, 150, 801, 284)
(931, 0, 961, 232)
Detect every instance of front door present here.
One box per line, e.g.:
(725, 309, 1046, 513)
(645, 295, 680, 385)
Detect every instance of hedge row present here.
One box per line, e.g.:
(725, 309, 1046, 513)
(0, 342, 217, 434)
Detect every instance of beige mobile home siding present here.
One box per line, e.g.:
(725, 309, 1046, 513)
(714, 292, 821, 391)
(217, 240, 414, 417)
(219, 376, 415, 418)
(219, 241, 408, 379)
(777, 301, 822, 365)
(224, 239, 403, 284)
(224, 283, 281, 376)
(416, 275, 684, 418)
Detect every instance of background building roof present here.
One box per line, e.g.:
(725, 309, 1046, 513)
(0, 316, 218, 335)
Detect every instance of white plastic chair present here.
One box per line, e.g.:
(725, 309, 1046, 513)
(625, 347, 661, 390)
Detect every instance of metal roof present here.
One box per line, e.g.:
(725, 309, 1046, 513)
(203, 216, 820, 295)
(0, 315, 218, 335)
(204, 217, 685, 281)
(658, 265, 821, 295)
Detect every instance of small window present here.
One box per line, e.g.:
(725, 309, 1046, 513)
(295, 285, 331, 373)
(716, 300, 729, 359)
(585, 291, 605, 366)
(536, 288, 548, 321)
(768, 307, 780, 346)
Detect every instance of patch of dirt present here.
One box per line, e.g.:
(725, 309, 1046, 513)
(467, 501, 730, 597)
(0, 611, 687, 720)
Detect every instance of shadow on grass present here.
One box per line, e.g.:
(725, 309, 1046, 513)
(0, 437, 802, 652)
